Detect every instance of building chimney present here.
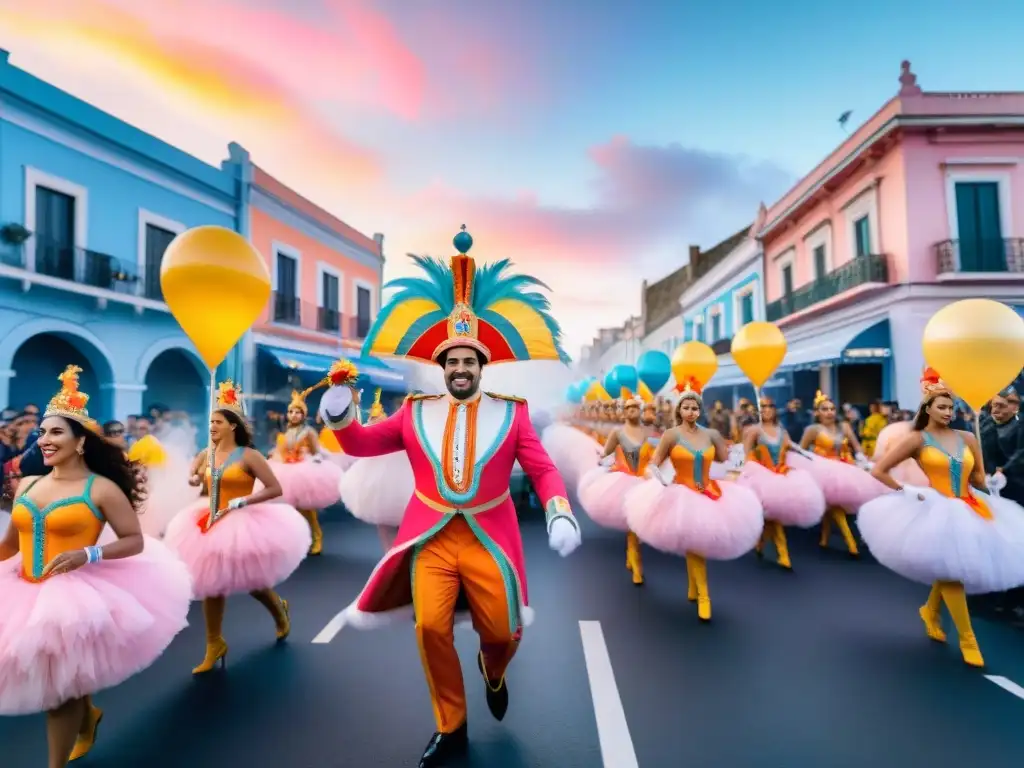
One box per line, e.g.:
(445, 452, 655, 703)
(688, 245, 700, 263)
(373, 232, 385, 255)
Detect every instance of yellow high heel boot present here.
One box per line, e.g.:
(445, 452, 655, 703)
(301, 509, 323, 555)
(831, 508, 859, 556)
(939, 582, 984, 667)
(919, 582, 947, 642)
(818, 512, 832, 548)
(686, 554, 697, 602)
(69, 697, 103, 761)
(755, 526, 769, 558)
(626, 531, 644, 585)
(192, 597, 228, 674)
(689, 555, 711, 621)
(252, 588, 291, 640)
(770, 522, 791, 569)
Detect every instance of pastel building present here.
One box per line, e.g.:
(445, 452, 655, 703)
(0, 50, 237, 422)
(757, 61, 1024, 408)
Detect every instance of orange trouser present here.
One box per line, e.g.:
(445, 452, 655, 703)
(412, 515, 518, 733)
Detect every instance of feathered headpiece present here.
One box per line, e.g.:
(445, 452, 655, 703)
(677, 376, 703, 400)
(362, 226, 569, 366)
(216, 380, 245, 418)
(288, 388, 315, 415)
(45, 364, 90, 424)
(369, 388, 384, 419)
(920, 367, 951, 400)
(813, 390, 832, 409)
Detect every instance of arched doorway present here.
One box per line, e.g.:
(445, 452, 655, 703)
(143, 349, 206, 424)
(10, 334, 114, 419)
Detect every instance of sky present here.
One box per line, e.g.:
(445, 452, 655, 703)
(0, 0, 1021, 356)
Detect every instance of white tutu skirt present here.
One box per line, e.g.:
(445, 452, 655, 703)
(265, 458, 343, 509)
(325, 451, 358, 471)
(139, 461, 200, 538)
(737, 462, 826, 528)
(624, 478, 764, 560)
(0, 536, 191, 715)
(857, 489, 1024, 594)
(541, 424, 601, 490)
(787, 453, 886, 511)
(576, 466, 644, 532)
(338, 452, 413, 527)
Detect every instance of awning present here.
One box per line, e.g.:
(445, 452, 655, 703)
(779, 318, 890, 371)
(259, 345, 406, 391)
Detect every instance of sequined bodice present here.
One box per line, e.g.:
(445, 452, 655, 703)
(670, 433, 715, 490)
(918, 434, 975, 499)
(11, 475, 104, 581)
(615, 430, 644, 473)
(752, 428, 787, 470)
(814, 428, 851, 461)
(206, 448, 254, 511)
(277, 427, 313, 463)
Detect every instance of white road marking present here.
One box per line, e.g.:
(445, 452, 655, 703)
(312, 612, 345, 644)
(579, 620, 640, 768)
(985, 675, 1024, 700)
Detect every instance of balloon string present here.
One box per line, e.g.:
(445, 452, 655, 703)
(973, 410, 986, 475)
(207, 368, 216, 492)
(755, 385, 762, 424)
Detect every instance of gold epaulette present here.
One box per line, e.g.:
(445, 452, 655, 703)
(405, 392, 445, 403)
(485, 391, 526, 404)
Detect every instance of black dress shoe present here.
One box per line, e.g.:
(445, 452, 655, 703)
(477, 652, 509, 721)
(419, 722, 468, 767)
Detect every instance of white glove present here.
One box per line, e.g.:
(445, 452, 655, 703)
(227, 497, 248, 510)
(319, 386, 354, 428)
(599, 454, 616, 468)
(901, 484, 928, 501)
(645, 464, 669, 486)
(988, 471, 1007, 491)
(548, 516, 581, 557)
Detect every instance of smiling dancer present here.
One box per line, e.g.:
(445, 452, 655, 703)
(738, 396, 826, 569)
(577, 395, 652, 585)
(625, 379, 763, 621)
(319, 228, 582, 767)
(268, 387, 343, 556)
(0, 365, 191, 767)
(859, 368, 1024, 667)
(163, 381, 310, 674)
(793, 391, 885, 556)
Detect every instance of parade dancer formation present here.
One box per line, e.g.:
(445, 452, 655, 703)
(0, 365, 191, 767)
(319, 227, 582, 767)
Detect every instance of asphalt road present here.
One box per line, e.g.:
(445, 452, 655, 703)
(3, 510, 1023, 767)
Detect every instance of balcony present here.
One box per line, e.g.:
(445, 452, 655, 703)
(264, 296, 371, 341)
(347, 314, 372, 340)
(272, 291, 301, 325)
(710, 338, 732, 355)
(765, 254, 888, 322)
(0, 235, 141, 298)
(318, 306, 341, 333)
(934, 238, 1024, 275)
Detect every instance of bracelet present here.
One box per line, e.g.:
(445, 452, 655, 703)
(84, 545, 104, 564)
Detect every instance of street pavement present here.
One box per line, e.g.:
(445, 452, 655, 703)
(3, 511, 1023, 767)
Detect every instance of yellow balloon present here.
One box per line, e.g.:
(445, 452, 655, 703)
(637, 381, 655, 402)
(731, 322, 787, 387)
(160, 226, 271, 369)
(922, 299, 1024, 411)
(671, 341, 718, 389)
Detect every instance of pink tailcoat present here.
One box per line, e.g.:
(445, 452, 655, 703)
(331, 393, 568, 631)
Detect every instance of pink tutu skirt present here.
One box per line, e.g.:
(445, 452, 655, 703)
(163, 498, 311, 600)
(339, 451, 413, 527)
(0, 536, 191, 715)
(624, 478, 764, 560)
(787, 454, 886, 511)
(576, 466, 643, 531)
(857, 489, 1024, 593)
(266, 458, 343, 509)
(541, 424, 601, 489)
(872, 422, 928, 486)
(737, 462, 825, 528)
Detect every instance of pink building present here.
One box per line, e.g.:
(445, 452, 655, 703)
(757, 61, 1024, 409)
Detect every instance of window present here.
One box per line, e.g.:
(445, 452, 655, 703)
(739, 292, 754, 325)
(955, 181, 1005, 271)
(35, 186, 76, 280)
(782, 264, 794, 295)
(693, 320, 705, 342)
(143, 224, 176, 300)
(356, 284, 372, 338)
(274, 251, 300, 324)
(853, 216, 871, 258)
(319, 270, 340, 332)
(710, 312, 721, 342)
(813, 245, 827, 279)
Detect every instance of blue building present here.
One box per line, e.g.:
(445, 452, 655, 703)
(0, 50, 241, 423)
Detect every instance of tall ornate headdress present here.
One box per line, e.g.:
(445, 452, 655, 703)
(215, 380, 246, 418)
(44, 364, 90, 424)
(920, 367, 951, 400)
(677, 377, 703, 401)
(813, 390, 832, 409)
(362, 226, 569, 366)
(369, 387, 384, 419)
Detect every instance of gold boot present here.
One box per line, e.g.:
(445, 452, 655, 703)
(252, 589, 291, 640)
(686, 554, 697, 602)
(818, 512, 832, 548)
(626, 531, 644, 585)
(919, 582, 947, 643)
(940, 582, 984, 667)
(192, 597, 228, 674)
(831, 508, 859, 556)
(302, 509, 323, 555)
(771, 522, 792, 569)
(69, 700, 103, 761)
(690, 555, 711, 621)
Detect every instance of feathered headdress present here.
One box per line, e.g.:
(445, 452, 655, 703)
(45, 364, 90, 424)
(677, 376, 703, 400)
(369, 388, 384, 419)
(216, 380, 245, 418)
(362, 226, 570, 366)
(288, 388, 315, 414)
(813, 390, 832, 409)
(920, 367, 951, 400)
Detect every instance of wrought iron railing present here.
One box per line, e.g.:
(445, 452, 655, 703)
(934, 238, 1024, 274)
(765, 253, 888, 322)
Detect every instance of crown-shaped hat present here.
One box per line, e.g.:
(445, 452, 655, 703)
(813, 389, 832, 409)
(920, 367, 951, 400)
(216, 380, 245, 418)
(677, 376, 703, 397)
(44, 364, 90, 423)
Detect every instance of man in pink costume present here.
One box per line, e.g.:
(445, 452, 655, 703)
(319, 226, 581, 767)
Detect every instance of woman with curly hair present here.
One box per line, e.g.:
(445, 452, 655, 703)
(0, 365, 192, 767)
